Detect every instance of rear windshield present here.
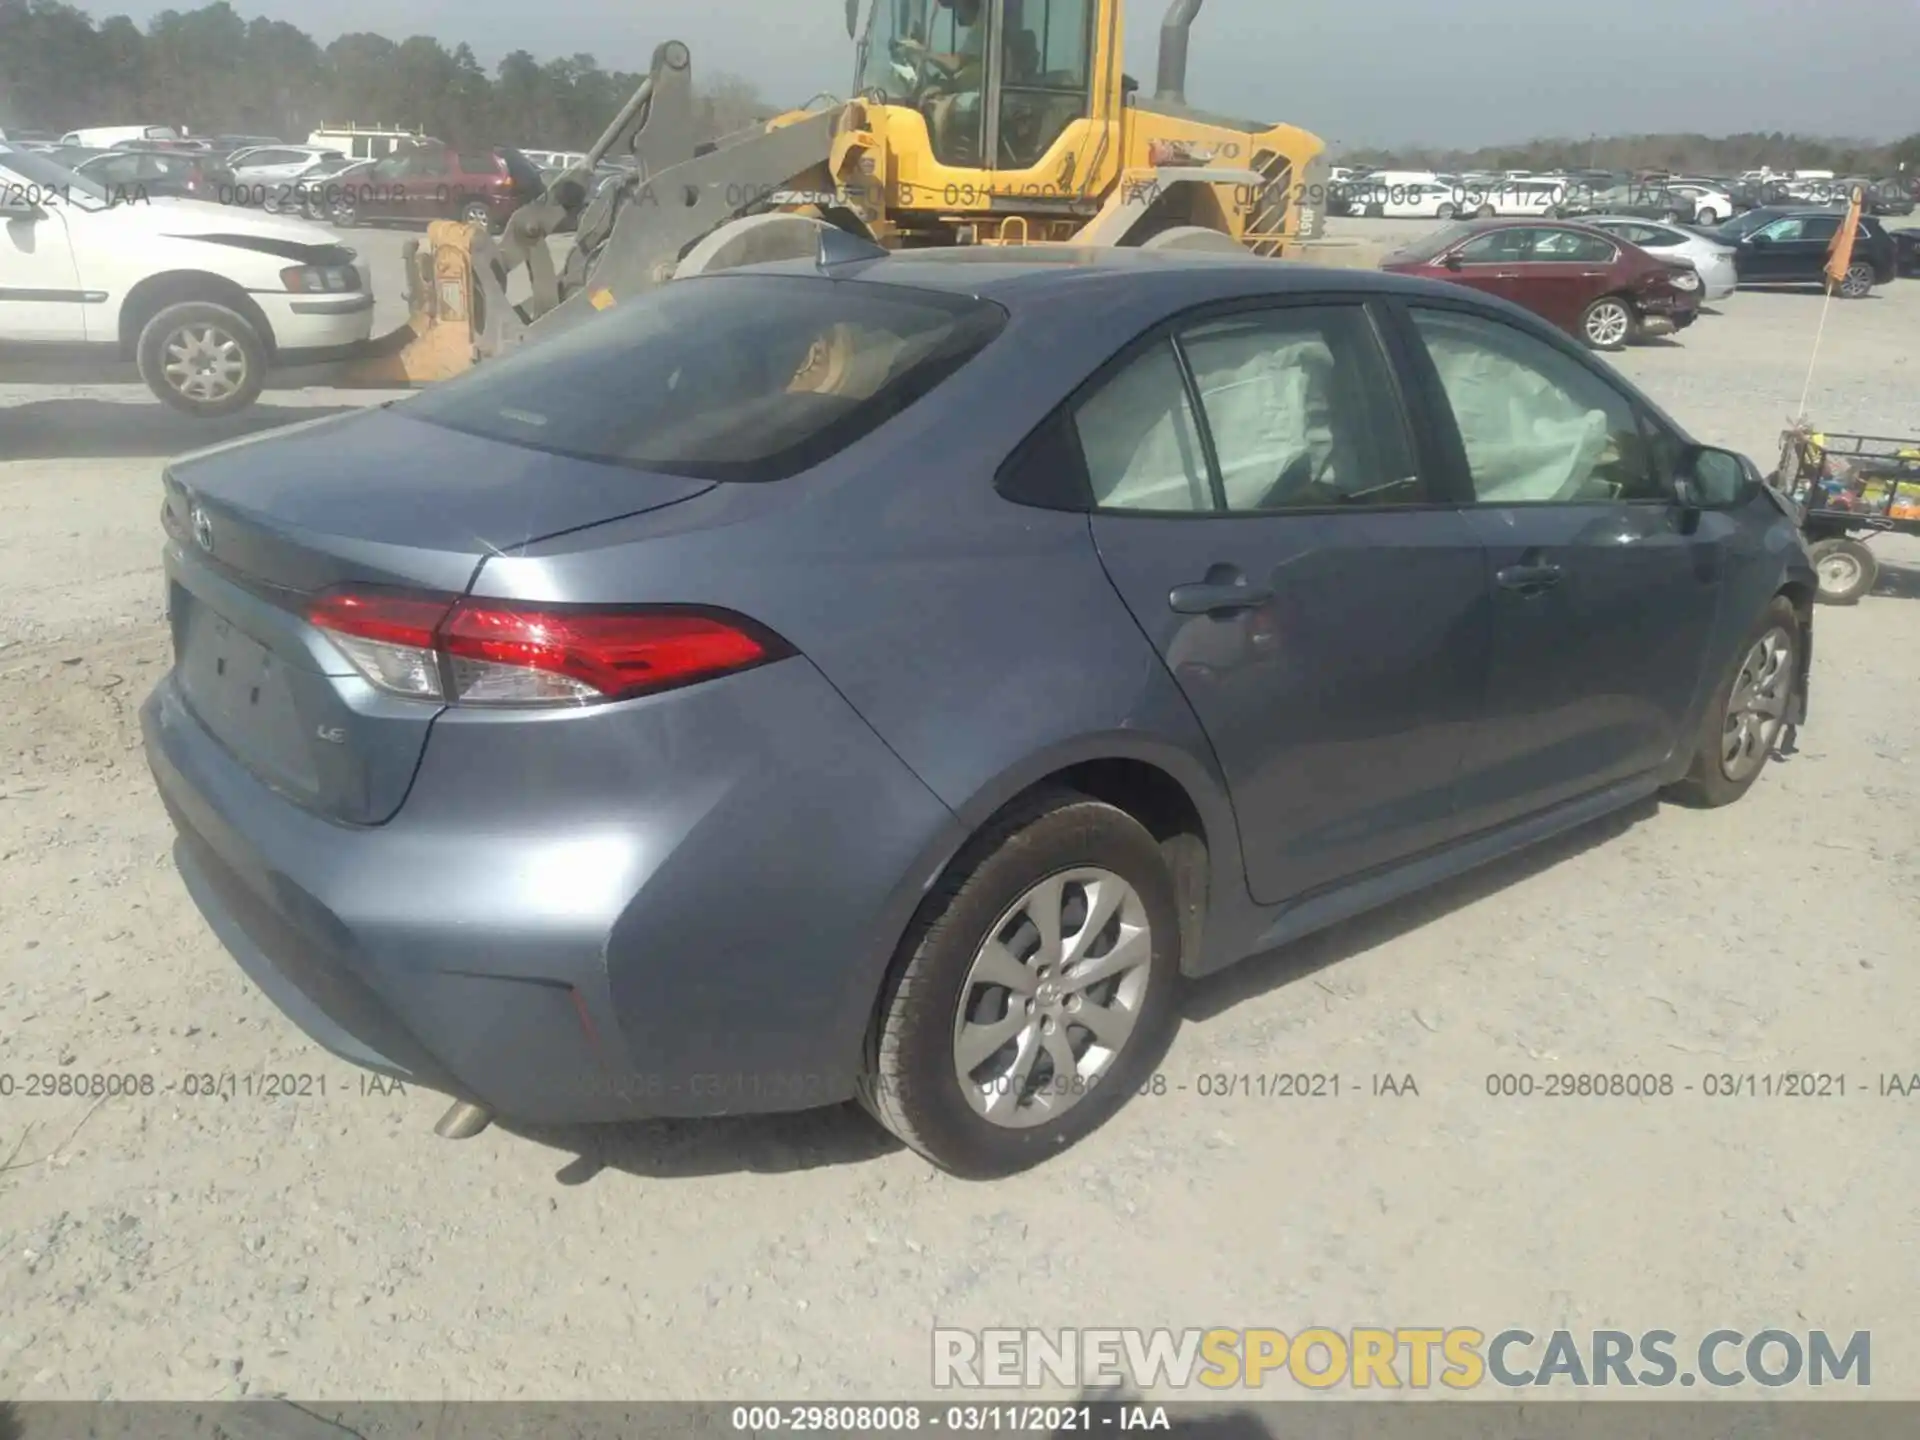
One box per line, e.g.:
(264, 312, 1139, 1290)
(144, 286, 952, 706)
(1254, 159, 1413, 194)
(401, 274, 1007, 481)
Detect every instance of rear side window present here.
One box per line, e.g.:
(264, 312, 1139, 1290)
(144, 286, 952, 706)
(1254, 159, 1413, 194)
(457, 152, 499, 174)
(401, 274, 1007, 481)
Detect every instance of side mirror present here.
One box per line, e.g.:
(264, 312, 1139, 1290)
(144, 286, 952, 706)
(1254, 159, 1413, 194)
(0, 195, 42, 221)
(1442, 252, 1464, 270)
(1676, 444, 1756, 510)
(1748, 232, 1770, 246)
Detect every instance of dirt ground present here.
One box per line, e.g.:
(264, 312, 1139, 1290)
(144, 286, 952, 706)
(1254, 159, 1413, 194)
(3, 217, 1919, 1403)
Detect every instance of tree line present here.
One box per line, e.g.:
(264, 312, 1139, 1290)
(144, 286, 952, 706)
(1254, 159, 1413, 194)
(5, 0, 1917, 172)
(1342, 132, 1920, 179)
(0, 0, 776, 147)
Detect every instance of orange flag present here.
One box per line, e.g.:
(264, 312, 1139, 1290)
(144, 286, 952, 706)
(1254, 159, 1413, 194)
(1824, 186, 1864, 289)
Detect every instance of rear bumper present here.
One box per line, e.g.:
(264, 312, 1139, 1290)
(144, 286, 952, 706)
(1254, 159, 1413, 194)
(142, 656, 965, 1124)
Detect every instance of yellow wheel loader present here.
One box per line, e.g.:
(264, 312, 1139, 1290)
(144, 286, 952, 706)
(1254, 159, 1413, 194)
(346, 0, 1326, 385)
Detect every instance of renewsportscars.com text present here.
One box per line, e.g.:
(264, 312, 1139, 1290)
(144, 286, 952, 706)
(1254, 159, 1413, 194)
(932, 1327, 1871, 1390)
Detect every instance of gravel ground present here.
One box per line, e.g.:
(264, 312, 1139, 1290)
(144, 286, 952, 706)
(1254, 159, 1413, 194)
(2, 217, 1918, 1404)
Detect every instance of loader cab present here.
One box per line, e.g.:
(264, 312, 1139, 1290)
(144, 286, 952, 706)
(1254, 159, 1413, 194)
(854, 0, 1102, 174)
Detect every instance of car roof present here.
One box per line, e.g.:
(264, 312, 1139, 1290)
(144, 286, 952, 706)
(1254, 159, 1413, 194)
(736, 245, 1468, 306)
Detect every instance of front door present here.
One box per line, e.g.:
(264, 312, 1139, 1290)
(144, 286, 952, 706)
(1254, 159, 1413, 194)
(1743, 213, 1837, 282)
(1515, 225, 1623, 331)
(1431, 225, 1535, 306)
(1396, 301, 1727, 832)
(0, 200, 88, 341)
(1082, 298, 1490, 905)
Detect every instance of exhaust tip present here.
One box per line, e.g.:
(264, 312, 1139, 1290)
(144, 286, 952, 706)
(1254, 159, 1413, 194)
(434, 1100, 495, 1140)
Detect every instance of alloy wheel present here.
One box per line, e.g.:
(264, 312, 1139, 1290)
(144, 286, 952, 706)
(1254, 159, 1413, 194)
(160, 323, 249, 404)
(1840, 263, 1874, 298)
(951, 868, 1152, 1129)
(1721, 626, 1793, 781)
(1585, 299, 1631, 348)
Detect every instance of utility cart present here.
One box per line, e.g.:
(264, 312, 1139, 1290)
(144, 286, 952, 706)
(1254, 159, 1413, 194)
(1774, 426, 1920, 604)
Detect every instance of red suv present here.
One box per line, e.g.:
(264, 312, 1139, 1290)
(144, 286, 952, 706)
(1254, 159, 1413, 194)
(1382, 219, 1702, 351)
(332, 144, 545, 231)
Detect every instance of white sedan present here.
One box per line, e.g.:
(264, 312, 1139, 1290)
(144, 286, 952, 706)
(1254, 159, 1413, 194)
(0, 143, 374, 416)
(1583, 215, 1739, 301)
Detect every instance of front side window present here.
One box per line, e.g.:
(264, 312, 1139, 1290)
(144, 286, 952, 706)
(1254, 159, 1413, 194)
(401, 274, 1007, 482)
(1453, 228, 1535, 264)
(1409, 307, 1663, 504)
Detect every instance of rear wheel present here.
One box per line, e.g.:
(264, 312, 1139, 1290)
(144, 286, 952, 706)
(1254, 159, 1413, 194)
(1838, 261, 1876, 298)
(1435, 202, 1458, 220)
(135, 301, 267, 419)
(1667, 596, 1800, 808)
(1579, 295, 1633, 350)
(1809, 536, 1878, 603)
(1476, 203, 1496, 218)
(461, 199, 492, 226)
(858, 791, 1183, 1178)
(1695, 206, 1720, 226)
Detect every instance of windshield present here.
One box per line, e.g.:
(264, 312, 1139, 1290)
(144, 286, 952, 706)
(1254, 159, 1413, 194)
(855, 0, 978, 106)
(0, 144, 111, 209)
(401, 274, 1007, 482)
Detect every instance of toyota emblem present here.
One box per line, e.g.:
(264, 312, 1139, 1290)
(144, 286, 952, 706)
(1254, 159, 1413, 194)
(190, 505, 213, 552)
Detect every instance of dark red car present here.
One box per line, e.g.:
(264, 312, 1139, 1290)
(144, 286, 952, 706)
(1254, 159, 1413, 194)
(1381, 219, 1702, 351)
(332, 143, 546, 232)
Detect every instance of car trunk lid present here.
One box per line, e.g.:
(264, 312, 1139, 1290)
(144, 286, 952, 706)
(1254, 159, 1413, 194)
(161, 406, 714, 825)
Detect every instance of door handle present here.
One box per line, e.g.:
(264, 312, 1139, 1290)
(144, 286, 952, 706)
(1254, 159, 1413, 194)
(1494, 271, 1521, 279)
(1495, 563, 1564, 595)
(1168, 581, 1274, 615)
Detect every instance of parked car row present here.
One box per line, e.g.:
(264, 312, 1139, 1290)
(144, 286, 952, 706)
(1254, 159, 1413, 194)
(1376, 205, 1908, 352)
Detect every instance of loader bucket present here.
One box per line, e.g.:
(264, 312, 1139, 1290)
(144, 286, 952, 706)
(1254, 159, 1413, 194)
(336, 221, 486, 387)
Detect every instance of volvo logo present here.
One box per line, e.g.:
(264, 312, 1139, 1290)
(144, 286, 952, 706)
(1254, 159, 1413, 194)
(189, 505, 214, 552)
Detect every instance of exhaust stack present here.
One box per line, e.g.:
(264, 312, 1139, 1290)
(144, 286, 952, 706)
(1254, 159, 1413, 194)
(1155, 0, 1204, 104)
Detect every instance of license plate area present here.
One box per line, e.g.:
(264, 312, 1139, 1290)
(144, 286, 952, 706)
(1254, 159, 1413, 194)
(176, 589, 321, 795)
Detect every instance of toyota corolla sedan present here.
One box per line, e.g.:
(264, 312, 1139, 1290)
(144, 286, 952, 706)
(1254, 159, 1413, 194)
(143, 248, 1815, 1178)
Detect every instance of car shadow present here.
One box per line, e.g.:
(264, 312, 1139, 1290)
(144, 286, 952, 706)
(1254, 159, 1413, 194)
(1184, 795, 1661, 1024)
(502, 1101, 902, 1185)
(509, 799, 1677, 1183)
(1871, 559, 1920, 601)
(0, 397, 364, 460)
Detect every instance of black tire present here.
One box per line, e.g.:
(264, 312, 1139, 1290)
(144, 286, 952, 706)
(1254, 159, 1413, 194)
(1435, 202, 1457, 220)
(1667, 595, 1801, 808)
(1838, 261, 1875, 299)
(1579, 294, 1633, 350)
(858, 790, 1184, 1179)
(461, 199, 492, 226)
(333, 200, 359, 226)
(1696, 206, 1720, 226)
(135, 301, 267, 419)
(1808, 536, 1878, 604)
(1476, 203, 1496, 218)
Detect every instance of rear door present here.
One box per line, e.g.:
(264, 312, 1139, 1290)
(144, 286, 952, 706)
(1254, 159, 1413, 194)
(1392, 301, 1727, 831)
(1084, 297, 1490, 905)
(1518, 226, 1622, 330)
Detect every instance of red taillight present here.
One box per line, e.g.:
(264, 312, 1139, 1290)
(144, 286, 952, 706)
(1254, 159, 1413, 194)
(307, 590, 783, 708)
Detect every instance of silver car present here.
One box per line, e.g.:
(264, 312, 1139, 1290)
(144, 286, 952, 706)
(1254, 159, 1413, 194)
(228, 144, 343, 200)
(1584, 216, 1739, 302)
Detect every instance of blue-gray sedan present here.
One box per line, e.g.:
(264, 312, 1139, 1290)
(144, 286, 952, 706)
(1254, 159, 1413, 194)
(143, 247, 1816, 1177)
